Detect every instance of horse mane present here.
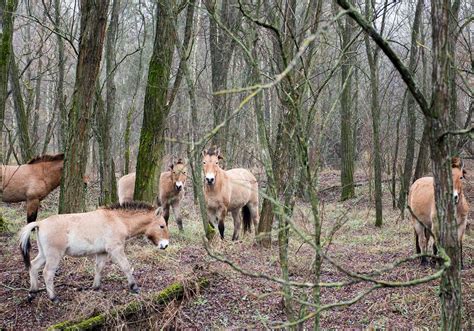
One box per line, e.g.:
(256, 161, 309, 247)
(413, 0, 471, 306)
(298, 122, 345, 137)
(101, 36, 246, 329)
(205, 147, 218, 156)
(27, 153, 65, 164)
(451, 157, 462, 169)
(104, 201, 155, 212)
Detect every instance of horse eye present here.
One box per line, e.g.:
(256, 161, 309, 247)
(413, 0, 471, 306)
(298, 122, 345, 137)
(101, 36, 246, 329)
(160, 225, 165, 229)
(215, 161, 218, 165)
(203, 161, 206, 165)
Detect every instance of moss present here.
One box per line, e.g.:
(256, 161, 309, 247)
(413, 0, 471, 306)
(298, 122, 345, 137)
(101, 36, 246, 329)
(48, 277, 210, 330)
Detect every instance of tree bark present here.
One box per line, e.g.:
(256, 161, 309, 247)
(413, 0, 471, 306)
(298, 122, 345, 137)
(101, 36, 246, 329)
(58, 0, 109, 213)
(54, 0, 67, 151)
(398, 0, 423, 212)
(9, 54, 33, 162)
(96, 0, 120, 205)
(339, 1, 355, 201)
(134, 0, 176, 202)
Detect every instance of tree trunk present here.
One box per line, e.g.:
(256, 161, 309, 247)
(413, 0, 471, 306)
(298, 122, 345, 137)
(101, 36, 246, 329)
(430, 1, 462, 328)
(9, 54, 33, 162)
(397, 0, 423, 212)
(339, 3, 355, 201)
(134, 0, 175, 202)
(58, 0, 109, 213)
(205, 0, 240, 159)
(0, 0, 16, 232)
(96, 0, 120, 205)
(54, 0, 67, 150)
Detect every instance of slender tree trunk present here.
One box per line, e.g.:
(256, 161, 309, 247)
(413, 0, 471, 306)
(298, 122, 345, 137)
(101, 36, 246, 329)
(58, 0, 110, 213)
(340, 3, 355, 201)
(10, 55, 33, 162)
(32, 56, 42, 154)
(134, 0, 175, 202)
(397, 0, 423, 212)
(55, 0, 67, 150)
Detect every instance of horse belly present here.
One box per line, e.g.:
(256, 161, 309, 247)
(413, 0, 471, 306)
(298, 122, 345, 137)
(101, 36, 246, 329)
(65, 234, 106, 257)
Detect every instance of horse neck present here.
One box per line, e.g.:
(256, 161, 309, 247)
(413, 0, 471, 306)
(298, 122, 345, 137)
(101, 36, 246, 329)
(120, 212, 154, 237)
(43, 161, 63, 188)
(206, 167, 226, 193)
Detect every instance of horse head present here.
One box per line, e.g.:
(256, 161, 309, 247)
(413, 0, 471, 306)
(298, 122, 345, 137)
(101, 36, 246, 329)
(145, 207, 169, 249)
(202, 147, 223, 186)
(169, 158, 187, 192)
(452, 157, 466, 205)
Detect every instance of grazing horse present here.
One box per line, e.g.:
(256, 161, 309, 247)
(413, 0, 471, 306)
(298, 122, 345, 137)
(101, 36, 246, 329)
(2, 154, 64, 223)
(19, 202, 169, 302)
(408, 157, 469, 266)
(117, 159, 188, 231)
(202, 147, 259, 240)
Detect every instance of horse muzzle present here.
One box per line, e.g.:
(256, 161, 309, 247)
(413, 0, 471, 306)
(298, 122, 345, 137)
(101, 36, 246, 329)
(205, 176, 215, 185)
(175, 182, 183, 191)
(158, 239, 169, 250)
(453, 191, 459, 204)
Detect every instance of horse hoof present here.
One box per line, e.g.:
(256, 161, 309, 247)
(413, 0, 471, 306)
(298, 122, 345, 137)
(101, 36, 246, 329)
(27, 293, 36, 303)
(130, 283, 140, 294)
(92, 286, 101, 291)
(50, 296, 59, 304)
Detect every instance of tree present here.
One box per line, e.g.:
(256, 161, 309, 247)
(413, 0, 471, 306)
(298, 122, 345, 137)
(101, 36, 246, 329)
(95, 0, 120, 205)
(0, 0, 16, 232)
(134, 0, 176, 202)
(58, 0, 110, 213)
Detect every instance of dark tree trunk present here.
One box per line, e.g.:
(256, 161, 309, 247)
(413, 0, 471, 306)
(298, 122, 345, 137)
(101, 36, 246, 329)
(96, 0, 120, 205)
(58, 0, 109, 213)
(0, 0, 16, 232)
(9, 54, 33, 162)
(134, 0, 175, 202)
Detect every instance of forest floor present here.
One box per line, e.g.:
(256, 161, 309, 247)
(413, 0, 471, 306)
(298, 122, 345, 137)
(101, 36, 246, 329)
(0, 167, 473, 329)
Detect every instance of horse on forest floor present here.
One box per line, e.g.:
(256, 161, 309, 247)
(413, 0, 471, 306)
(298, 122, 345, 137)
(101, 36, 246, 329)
(19, 201, 169, 302)
(202, 147, 259, 240)
(117, 159, 188, 231)
(2, 153, 64, 224)
(408, 157, 469, 267)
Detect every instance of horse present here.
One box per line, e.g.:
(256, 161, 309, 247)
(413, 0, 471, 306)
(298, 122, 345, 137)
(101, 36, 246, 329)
(117, 159, 188, 231)
(202, 147, 259, 240)
(19, 201, 169, 302)
(2, 153, 64, 223)
(408, 157, 469, 267)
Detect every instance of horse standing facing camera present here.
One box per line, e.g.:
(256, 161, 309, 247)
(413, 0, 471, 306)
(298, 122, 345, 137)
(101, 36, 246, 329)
(408, 157, 469, 267)
(202, 147, 259, 240)
(19, 202, 170, 303)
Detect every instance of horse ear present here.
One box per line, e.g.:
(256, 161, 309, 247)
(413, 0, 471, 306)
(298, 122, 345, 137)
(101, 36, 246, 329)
(202, 149, 207, 157)
(218, 154, 224, 160)
(168, 163, 174, 171)
(155, 207, 163, 217)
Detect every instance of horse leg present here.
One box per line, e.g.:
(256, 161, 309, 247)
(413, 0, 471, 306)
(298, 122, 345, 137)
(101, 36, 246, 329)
(249, 203, 259, 235)
(28, 252, 46, 302)
(414, 222, 428, 265)
(43, 254, 61, 302)
(163, 205, 170, 226)
(217, 208, 227, 240)
(414, 230, 421, 254)
(110, 248, 138, 293)
(92, 253, 108, 290)
(26, 198, 40, 223)
(172, 201, 183, 232)
(231, 210, 241, 241)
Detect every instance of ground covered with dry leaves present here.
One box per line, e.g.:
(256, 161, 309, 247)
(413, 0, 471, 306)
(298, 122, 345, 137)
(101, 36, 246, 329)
(0, 169, 473, 329)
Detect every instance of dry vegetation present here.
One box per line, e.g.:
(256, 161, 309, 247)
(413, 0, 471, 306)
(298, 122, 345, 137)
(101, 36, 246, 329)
(1, 169, 472, 329)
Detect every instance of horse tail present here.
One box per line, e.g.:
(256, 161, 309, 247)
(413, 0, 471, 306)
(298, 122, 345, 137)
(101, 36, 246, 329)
(242, 205, 252, 234)
(19, 222, 38, 269)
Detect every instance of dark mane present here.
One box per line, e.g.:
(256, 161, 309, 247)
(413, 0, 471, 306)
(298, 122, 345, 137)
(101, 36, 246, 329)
(206, 147, 219, 156)
(176, 158, 184, 165)
(27, 153, 64, 164)
(104, 201, 155, 212)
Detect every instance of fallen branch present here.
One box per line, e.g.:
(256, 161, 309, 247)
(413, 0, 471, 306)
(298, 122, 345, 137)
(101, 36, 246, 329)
(48, 276, 211, 331)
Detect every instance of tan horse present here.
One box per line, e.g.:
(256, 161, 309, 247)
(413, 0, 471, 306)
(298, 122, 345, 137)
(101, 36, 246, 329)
(117, 159, 188, 231)
(408, 158, 469, 266)
(19, 201, 169, 302)
(2, 154, 64, 223)
(202, 147, 259, 240)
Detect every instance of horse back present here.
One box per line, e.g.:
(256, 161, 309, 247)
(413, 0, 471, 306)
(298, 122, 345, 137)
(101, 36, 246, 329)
(2, 165, 43, 202)
(118, 172, 136, 204)
(225, 168, 258, 210)
(159, 171, 179, 205)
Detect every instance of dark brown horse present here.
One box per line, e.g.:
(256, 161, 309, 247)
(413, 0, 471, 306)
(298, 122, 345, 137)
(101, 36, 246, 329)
(2, 153, 64, 223)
